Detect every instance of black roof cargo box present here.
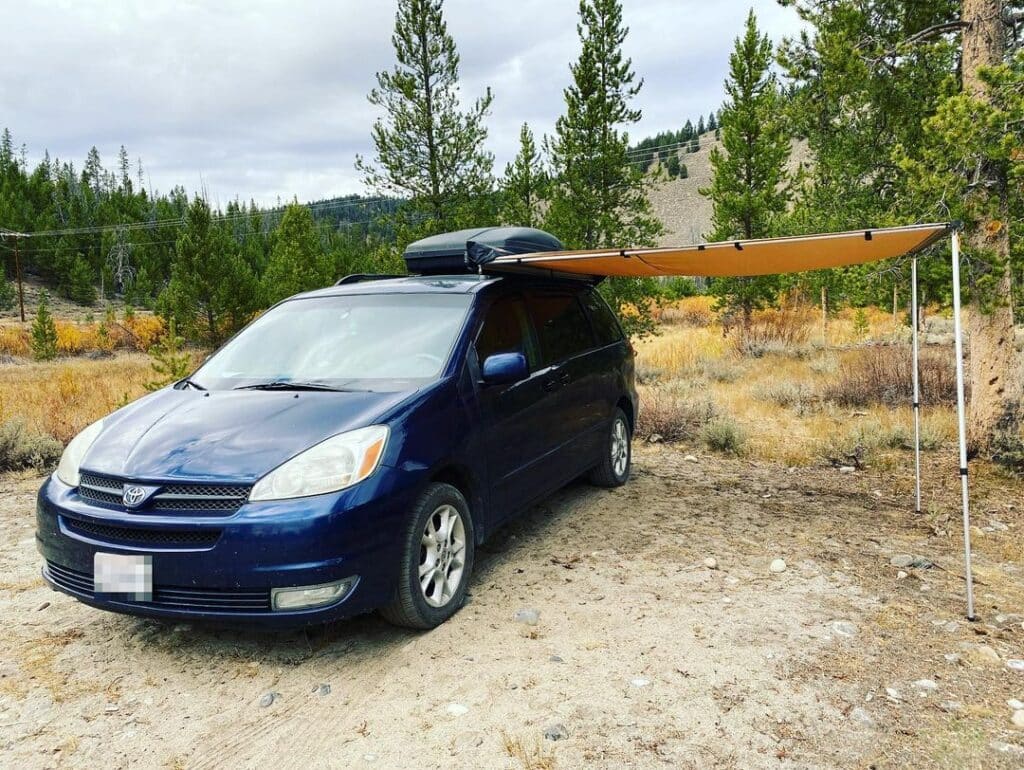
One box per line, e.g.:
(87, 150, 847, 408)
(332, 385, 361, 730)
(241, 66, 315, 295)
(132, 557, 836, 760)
(403, 226, 563, 275)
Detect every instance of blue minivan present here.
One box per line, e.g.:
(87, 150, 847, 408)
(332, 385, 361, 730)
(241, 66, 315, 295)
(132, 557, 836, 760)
(36, 227, 637, 629)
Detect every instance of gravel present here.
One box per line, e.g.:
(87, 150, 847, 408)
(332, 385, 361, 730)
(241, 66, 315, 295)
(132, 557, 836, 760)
(831, 621, 857, 638)
(513, 608, 540, 626)
(703, 557, 718, 570)
(543, 723, 569, 741)
(258, 693, 277, 708)
(769, 559, 787, 574)
(849, 707, 875, 728)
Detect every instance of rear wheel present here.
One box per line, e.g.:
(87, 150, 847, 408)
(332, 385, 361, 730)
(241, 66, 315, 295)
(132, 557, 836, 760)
(380, 482, 475, 629)
(588, 407, 631, 488)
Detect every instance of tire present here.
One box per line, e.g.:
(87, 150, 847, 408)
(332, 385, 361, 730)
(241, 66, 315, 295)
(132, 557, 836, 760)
(588, 407, 632, 488)
(380, 482, 475, 629)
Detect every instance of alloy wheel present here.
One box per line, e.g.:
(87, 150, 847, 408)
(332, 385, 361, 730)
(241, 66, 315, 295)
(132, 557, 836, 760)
(419, 504, 467, 608)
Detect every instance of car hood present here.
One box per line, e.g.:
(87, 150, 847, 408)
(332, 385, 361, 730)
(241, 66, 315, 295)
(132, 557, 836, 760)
(80, 387, 413, 482)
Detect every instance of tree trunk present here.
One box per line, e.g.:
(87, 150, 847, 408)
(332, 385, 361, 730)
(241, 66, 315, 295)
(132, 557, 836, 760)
(961, 0, 1021, 452)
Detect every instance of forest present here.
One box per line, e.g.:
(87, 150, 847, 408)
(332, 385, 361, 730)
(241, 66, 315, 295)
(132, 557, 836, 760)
(1, 0, 1022, 461)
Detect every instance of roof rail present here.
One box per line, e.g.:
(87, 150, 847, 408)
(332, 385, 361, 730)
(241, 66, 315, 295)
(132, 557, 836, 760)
(334, 273, 406, 286)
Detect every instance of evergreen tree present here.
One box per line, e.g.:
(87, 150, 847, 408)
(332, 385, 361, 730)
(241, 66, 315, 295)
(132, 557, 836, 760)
(263, 203, 333, 303)
(544, 0, 662, 335)
(664, 153, 681, 179)
(64, 254, 97, 306)
(0, 268, 14, 311)
(158, 198, 257, 345)
(31, 291, 58, 360)
(500, 123, 547, 227)
(701, 10, 790, 325)
(145, 317, 191, 391)
(356, 0, 495, 238)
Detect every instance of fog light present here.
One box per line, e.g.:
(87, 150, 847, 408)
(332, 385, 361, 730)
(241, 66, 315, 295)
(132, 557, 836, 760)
(271, 577, 357, 611)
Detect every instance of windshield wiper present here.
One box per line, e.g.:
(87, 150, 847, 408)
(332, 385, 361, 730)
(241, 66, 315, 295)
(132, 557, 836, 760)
(233, 381, 355, 392)
(177, 377, 206, 391)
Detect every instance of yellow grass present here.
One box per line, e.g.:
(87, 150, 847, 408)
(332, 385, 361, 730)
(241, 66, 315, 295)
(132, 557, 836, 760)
(0, 354, 152, 443)
(635, 305, 957, 466)
(634, 326, 726, 373)
(0, 315, 165, 358)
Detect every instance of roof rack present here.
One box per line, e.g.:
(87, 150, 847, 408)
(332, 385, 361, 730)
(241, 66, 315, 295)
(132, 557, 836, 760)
(334, 273, 406, 286)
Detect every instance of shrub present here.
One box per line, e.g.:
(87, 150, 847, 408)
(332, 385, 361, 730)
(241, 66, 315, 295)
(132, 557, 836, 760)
(823, 345, 960, 407)
(660, 296, 715, 327)
(31, 291, 58, 361)
(730, 302, 814, 358)
(752, 380, 814, 410)
(701, 417, 746, 454)
(0, 419, 63, 472)
(701, 358, 743, 383)
(0, 325, 30, 357)
(0, 277, 14, 310)
(635, 390, 716, 442)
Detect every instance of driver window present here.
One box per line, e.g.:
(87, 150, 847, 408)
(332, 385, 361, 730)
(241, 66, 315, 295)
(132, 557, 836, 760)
(475, 297, 537, 371)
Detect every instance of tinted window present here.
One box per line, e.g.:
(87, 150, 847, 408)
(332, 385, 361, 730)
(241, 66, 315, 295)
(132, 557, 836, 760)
(476, 296, 537, 369)
(529, 294, 594, 366)
(581, 290, 624, 345)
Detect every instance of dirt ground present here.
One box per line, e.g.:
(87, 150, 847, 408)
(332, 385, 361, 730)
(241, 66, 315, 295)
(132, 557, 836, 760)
(2, 446, 1023, 769)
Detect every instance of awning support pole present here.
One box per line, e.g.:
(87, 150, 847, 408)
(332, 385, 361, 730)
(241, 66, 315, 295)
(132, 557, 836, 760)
(950, 230, 975, 621)
(911, 258, 922, 514)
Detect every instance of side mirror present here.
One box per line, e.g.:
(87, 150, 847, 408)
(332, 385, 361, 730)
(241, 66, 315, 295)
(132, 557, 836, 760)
(481, 352, 528, 386)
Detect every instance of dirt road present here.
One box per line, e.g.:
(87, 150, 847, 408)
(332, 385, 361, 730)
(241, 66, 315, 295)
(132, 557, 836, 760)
(2, 447, 1022, 768)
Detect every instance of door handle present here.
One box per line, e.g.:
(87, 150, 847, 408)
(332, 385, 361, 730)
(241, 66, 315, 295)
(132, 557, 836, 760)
(542, 377, 559, 392)
(558, 372, 571, 385)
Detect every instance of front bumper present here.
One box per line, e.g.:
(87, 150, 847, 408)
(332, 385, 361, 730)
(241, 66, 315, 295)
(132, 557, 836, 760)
(35, 470, 417, 629)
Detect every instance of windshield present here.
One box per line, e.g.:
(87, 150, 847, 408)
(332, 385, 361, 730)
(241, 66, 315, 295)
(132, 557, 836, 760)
(191, 293, 473, 391)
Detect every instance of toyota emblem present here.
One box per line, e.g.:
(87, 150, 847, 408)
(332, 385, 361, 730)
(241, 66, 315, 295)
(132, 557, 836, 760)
(122, 486, 147, 508)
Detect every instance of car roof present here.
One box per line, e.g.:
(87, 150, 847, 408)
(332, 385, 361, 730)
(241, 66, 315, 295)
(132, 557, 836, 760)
(288, 273, 592, 301)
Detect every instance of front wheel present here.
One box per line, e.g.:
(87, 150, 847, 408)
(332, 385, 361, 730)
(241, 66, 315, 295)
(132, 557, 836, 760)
(380, 482, 475, 629)
(588, 407, 631, 488)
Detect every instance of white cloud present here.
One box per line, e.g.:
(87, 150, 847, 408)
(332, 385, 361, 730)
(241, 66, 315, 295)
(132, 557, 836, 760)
(1, 0, 803, 206)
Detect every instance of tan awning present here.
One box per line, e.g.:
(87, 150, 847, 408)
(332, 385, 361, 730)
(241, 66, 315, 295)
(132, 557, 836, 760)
(489, 223, 951, 278)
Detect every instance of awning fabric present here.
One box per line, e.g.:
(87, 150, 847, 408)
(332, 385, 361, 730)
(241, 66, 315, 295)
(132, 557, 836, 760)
(487, 223, 951, 278)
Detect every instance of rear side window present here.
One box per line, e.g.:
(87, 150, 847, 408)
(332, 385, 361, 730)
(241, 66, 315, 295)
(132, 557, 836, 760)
(581, 290, 624, 345)
(476, 296, 537, 369)
(529, 294, 594, 367)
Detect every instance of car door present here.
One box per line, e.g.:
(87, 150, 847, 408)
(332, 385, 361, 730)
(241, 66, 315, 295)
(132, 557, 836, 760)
(473, 294, 563, 522)
(525, 290, 604, 481)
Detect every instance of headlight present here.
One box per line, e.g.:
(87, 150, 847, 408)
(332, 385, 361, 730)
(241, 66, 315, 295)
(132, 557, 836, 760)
(249, 425, 389, 501)
(55, 419, 105, 487)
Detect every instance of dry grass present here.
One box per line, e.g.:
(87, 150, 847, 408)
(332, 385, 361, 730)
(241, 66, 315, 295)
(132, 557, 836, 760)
(501, 732, 557, 770)
(824, 345, 961, 407)
(0, 314, 165, 358)
(0, 354, 153, 443)
(634, 305, 958, 466)
(658, 295, 717, 326)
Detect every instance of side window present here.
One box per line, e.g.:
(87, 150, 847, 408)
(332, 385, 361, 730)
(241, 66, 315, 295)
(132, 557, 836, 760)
(529, 294, 594, 367)
(475, 296, 537, 370)
(581, 289, 624, 345)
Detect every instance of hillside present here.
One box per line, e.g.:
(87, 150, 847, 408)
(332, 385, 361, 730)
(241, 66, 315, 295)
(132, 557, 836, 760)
(645, 133, 810, 246)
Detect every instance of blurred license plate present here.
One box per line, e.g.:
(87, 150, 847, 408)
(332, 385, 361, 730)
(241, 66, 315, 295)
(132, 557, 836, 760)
(94, 553, 152, 600)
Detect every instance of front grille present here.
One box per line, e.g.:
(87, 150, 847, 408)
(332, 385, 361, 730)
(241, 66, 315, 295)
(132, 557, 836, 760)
(62, 517, 221, 548)
(45, 561, 271, 612)
(78, 473, 251, 515)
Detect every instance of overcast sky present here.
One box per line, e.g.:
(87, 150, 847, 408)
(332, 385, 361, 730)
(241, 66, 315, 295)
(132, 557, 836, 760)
(2, 0, 804, 207)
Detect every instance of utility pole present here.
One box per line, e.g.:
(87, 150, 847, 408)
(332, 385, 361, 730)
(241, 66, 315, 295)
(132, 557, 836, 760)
(13, 233, 25, 322)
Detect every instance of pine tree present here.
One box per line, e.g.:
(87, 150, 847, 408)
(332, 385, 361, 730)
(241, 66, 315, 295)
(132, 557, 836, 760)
(544, 0, 662, 336)
(0, 271, 14, 311)
(700, 10, 790, 325)
(500, 123, 547, 227)
(64, 254, 97, 306)
(157, 198, 258, 345)
(31, 291, 58, 361)
(145, 317, 191, 391)
(356, 0, 495, 236)
(262, 203, 333, 303)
